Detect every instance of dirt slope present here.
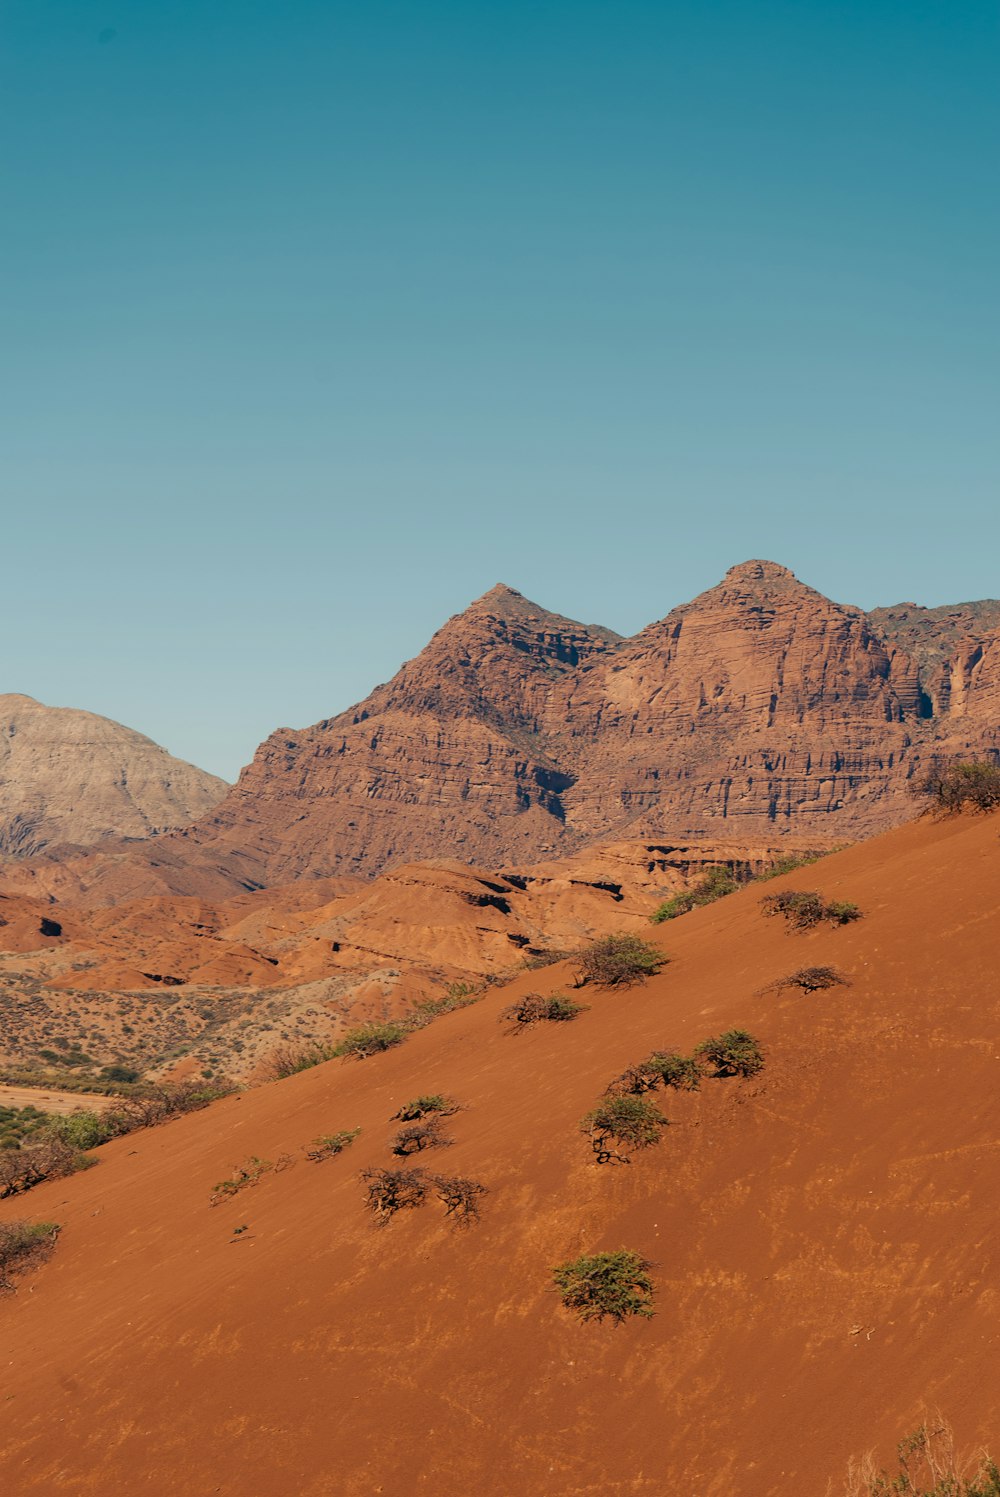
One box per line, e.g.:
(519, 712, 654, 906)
(2, 811, 999, 1494)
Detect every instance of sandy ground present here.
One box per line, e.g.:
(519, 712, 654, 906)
(0, 1084, 114, 1114)
(1, 811, 999, 1495)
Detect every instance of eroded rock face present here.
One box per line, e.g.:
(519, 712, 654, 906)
(7, 564, 998, 897)
(0, 695, 228, 858)
(176, 561, 1000, 885)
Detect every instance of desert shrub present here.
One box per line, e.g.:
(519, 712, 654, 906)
(772, 965, 850, 994)
(845, 1418, 1000, 1495)
(391, 1118, 453, 1156)
(258, 1041, 339, 1080)
(606, 1049, 701, 1097)
(581, 1095, 667, 1163)
(0, 1220, 60, 1293)
(920, 760, 1000, 816)
(393, 1094, 460, 1122)
(552, 1248, 654, 1324)
(825, 900, 861, 925)
(334, 1021, 411, 1060)
(650, 868, 740, 923)
(694, 1030, 764, 1079)
(576, 934, 664, 988)
(360, 1166, 429, 1224)
(501, 993, 588, 1030)
(761, 890, 861, 930)
(408, 985, 483, 1022)
(0, 1135, 93, 1198)
(432, 1174, 488, 1225)
(210, 1155, 273, 1205)
(306, 1129, 360, 1162)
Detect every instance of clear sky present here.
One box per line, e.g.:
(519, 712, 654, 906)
(2, 0, 997, 781)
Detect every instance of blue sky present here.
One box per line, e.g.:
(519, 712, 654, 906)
(2, 0, 997, 780)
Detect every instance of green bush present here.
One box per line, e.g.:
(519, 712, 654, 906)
(552, 1248, 654, 1324)
(921, 759, 1000, 815)
(576, 934, 664, 988)
(0, 1219, 60, 1294)
(694, 1030, 764, 1079)
(306, 1129, 360, 1162)
(0, 1104, 52, 1150)
(581, 1095, 667, 1162)
(501, 993, 588, 1030)
(650, 868, 740, 923)
(607, 1049, 701, 1097)
(755, 850, 832, 882)
(393, 1095, 459, 1122)
(761, 890, 861, 930)
(333, 1021, 411, 1060)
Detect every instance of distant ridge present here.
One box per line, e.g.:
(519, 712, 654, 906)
(0, 694, 228, 859)
(5, 561, 999, 899)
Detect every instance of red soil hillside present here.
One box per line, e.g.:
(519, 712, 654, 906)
(0, 840, 788, 1079)
(2, 810, 1000, 1494)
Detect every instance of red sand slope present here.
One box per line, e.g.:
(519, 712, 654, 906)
(2, 811, 999, 1495)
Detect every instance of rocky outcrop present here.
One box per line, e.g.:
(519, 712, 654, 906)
(0, 695, 227, 858)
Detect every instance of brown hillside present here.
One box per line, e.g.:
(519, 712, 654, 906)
(2, 810, 1000, 1494)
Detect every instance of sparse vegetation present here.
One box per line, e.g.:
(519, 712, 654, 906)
(0, 1103, 52, 1150)
(333, 1021, 411, 1060)
(391, 1118, 453, 1156)
(0, 1219, 60, 1293)
(392, 1094, 460, 1122)
(606, 1049, 701, 1097)
(581, 1094, 667, 1163)
(920, 759, 1000, 816)
(0, 1133, 94, 1198)
(360, 1165, 430, 1223)
(257, 1041, 339, 1080)
(575, 934, 664, 988)
(522, 948, 571, 970)
(761, 890, 861, 930)
(772, 965, 850, 995)
(552, 1248, 655, 1324)
(500, 993, 588, 1030)
(433, 1174, 487, 1225)
(756, 849, 833, 881)
(844, 1418, 1000, 1496)
(210, 1156, 274, 1205)
(306, 1129, 360, 1162)
(651, 868, 740, 923)
(693, 1030, 764, 1079)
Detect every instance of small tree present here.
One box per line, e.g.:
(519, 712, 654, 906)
(360, 1166, 429, 1223)
(921, 760, 1000, 815)
(581, 1095, 667, 1163)
(500, 994, 587, 1030)
(694, 1030, 764, 1079)
(552, 1249, 654, 1324)
(576, 935, 664, 988)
